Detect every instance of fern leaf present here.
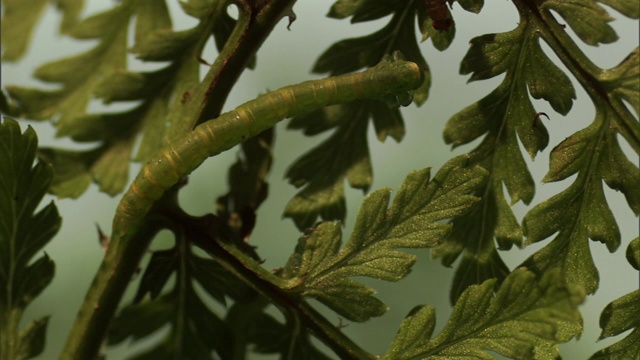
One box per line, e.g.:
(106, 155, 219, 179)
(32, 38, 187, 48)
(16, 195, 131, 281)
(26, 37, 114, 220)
(0, 118, 60, 359)
(382, 268, 585, 359)
(282, 161, 487, 321)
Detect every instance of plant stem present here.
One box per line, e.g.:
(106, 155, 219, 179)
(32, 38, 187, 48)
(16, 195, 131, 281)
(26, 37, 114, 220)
(59, 217, 162, 360)
(194, 0, 299, 126)
(187, 217, 376, 360)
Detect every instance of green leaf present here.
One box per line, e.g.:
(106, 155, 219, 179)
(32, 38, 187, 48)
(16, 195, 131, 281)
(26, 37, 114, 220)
(599, 47, 640, 117)
(522, 101, 639, 294)
(36, 147, 95, 198)
(598, 289, 640, 339)
(7, 1, 220, 198)
(6, 4, 132, 197)
(133, 0, 172, 44)
(0, 118, 60, 360)
(435, 12, 579, 303)
(590, 328, 640, 360)
(24, 5, 130, 122)
(327, 0, 398, 22)
(282, 162, 486, 321)
(56, 0, 86, 33)
(457, 0, 484, 14)
(542, 0, 618, 46)
(1, 0, 49, 61)
(382, 268, 585, 360)
(313, 2, 434, 234)
(39, 138, 134, 198)
(590, 237, 640, 359)
(284, 103, 372, 229)
(598, 0, 640, 18)
(590, 289, 640, 359)
(0, 0, 84, 59)
(0, 90, 20, 117)
(131, 27, 201, 61)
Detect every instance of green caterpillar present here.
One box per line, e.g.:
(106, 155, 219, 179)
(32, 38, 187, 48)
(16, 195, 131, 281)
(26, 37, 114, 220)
(112, 54, 423, 236)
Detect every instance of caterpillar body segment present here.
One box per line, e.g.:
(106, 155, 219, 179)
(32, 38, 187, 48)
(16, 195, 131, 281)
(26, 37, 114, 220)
(112, 55, 423, 236)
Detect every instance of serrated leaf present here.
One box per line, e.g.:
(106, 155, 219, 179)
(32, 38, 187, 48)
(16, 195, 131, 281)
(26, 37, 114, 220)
(598, 290, 640, 339)
(5, 4, 132, 197)
(599, 47, 640, 117)
(133, 249, 178, 303)
(189, 256, 249, 305)
(283, 102, 376, 229)
(542, 0, 618, 46)
(56, 0, 86, 33)
(457, 0, 484, 13)
(382, 268, 585, 360)
(284, 57, 422, 230)
(39, 134, 134, 197)
(38, 147, 99, 198)
(600, 131, 640, 214)
(224, 299, 332, 359)
(15, 317, 49, 360)
(435, 12, 587, 303)
(314, 5, 430, 104)
(522, 178, 617, 294)
(598, 0, 640, 18)
(7, 1, 222, 198)
(590, 328, 640, 359)
(0, 118, 60, 360)
(134, 0, 172, 45)
(383, 305, 436, 357)
(590, 264, 640, 360)
(327, 0, 399, 22)
(432, 180, 514, 303)
(460, 22, 575, 115)
(108, 243, 236, 359)
(282, 162, 486, 321)
(131, 27, 201, 61)
(522, 103, 638, 294)
(107, 294, 174, 345)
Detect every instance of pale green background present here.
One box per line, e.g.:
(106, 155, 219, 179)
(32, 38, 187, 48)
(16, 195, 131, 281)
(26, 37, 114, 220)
(2, 1, 638, 359)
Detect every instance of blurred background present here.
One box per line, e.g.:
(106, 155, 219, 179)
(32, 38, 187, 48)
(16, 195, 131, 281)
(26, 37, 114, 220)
(2, 1, 638, 359)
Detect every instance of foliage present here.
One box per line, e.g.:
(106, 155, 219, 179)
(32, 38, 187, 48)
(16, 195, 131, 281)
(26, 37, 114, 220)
(590, 236, 640, 359)
(0, 118, 61, 359)
(0, 0, 638, 359)
(383, 268, 584, 359)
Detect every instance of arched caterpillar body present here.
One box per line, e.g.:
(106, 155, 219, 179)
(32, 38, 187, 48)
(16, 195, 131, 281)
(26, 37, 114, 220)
(112, 55, 423, 236)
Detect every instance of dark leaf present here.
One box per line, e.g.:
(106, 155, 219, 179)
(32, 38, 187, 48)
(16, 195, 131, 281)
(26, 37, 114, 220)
(0, 118, 60, 359)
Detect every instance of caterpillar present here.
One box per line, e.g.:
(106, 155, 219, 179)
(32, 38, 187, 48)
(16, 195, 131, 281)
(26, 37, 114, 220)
(425, 0, 453, 31)
(112, 53, 423, 236)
